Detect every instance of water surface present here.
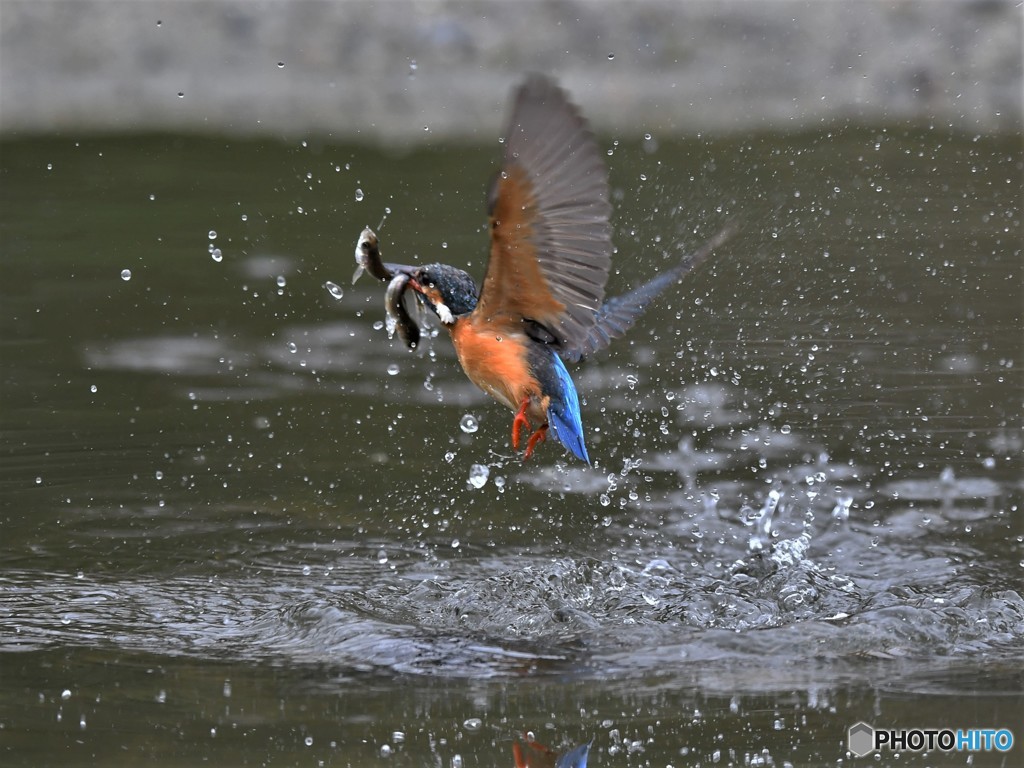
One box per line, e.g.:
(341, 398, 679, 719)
(1, 128, 1021, 766)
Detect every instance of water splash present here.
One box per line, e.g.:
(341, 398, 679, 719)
(468, 464, 489, 489)
(745, 489, 781, 552)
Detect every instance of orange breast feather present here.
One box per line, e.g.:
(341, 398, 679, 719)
(450, 319, 538, 414)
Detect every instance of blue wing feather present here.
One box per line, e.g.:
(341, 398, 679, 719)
(561, 224, 734, 363)
(546, 352, 591, 464)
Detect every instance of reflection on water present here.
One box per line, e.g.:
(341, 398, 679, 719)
(1, 129, 1021, 765)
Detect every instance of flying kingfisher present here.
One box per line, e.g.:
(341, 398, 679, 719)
(512, 734, 591, 768)
(356, 75, 730, 464)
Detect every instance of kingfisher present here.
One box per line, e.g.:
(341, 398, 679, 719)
(358, 75, 730, 464)
(513, 735, 591, 768)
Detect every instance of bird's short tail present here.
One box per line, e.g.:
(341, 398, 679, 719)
(547, 354, 591, 464)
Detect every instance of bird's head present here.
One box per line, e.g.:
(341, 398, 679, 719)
(404, 263, 479, 324)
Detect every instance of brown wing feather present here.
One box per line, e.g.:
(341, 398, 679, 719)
(476, 75, 612, 352)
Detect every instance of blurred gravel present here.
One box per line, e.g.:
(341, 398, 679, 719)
(1, 0, 1020, 141)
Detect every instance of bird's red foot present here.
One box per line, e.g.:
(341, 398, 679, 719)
(511, 398, 531, 449)
(523, 424, 548, 460)
(512, 741, 527, 768)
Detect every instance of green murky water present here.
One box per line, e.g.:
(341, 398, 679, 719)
(1, 127, 1021, 766)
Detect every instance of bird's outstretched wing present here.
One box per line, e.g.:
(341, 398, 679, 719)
(476, 75, 612, 353)
(562, 224, 735, 363)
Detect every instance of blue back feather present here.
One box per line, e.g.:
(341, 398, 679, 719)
(546, 352, 590, 464)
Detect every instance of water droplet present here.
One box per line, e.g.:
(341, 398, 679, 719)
(377, 549, 388, 564)
(61, 689, 72, 701)
(459, 414, 479, 433)
(380, 744, 393, 757)
(240, 213, 248, 222)
(325, 281, 344, 300)
(90, 384, 97, 393)
(222, 680, 232, 698)
(208, 230, 217, 240)
(46, 163, 53, 171)
(463, 718, 482, 731)
(286, 341, 298, 354)
(607, 52, 615, 60)
(148, 193, 156, 201)
(354, 188, 364, 202)
(304, 736, 313, 747)
(468, 464, 489, 489)
(277, 61, 285, 69)
(177, 91, 184, 98)
(210, 248, 223, 262)
(155, 689, 167, 704)
(387, 363, 400, 376)
(276, 275, 286, 288)
(780, 424, 792, 435)
(120, 268, 132, 281)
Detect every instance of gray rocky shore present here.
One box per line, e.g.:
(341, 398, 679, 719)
(1, 0, 1020, 142)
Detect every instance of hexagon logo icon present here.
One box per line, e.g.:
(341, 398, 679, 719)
(848, 722, 875, 757)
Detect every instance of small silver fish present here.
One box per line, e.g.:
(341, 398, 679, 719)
(354, 226, 401, 284)
(384, 272, 420, 349)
